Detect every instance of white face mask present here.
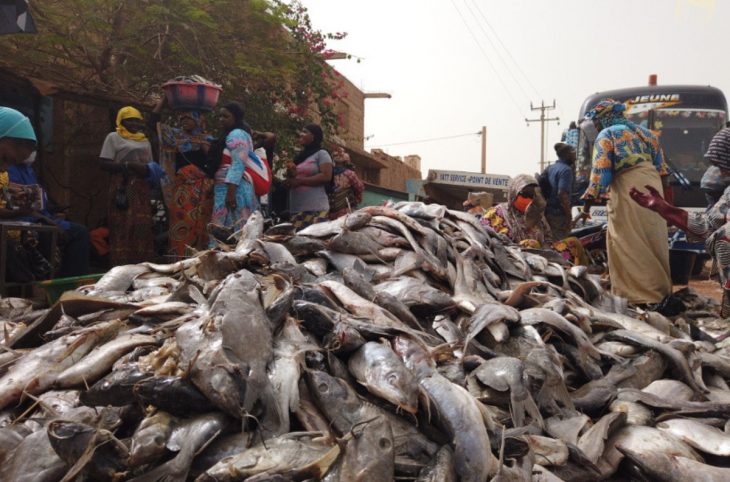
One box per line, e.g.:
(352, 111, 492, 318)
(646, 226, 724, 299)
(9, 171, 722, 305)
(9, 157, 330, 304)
(22, 150, 36, 165)
(580, 119, 599, 143)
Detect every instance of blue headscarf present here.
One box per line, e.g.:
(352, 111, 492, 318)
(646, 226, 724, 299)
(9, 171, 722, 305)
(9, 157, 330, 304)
(584, 99, 635, 130)
(0, 107, 36, 141)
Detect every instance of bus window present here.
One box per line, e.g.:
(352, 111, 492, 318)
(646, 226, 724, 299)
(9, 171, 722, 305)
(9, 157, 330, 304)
(653, 108, 726, 184)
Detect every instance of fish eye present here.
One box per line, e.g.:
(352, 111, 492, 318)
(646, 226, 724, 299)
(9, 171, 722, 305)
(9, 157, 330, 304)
(379, 438, 391, 449)
(318, 382, 328, 393)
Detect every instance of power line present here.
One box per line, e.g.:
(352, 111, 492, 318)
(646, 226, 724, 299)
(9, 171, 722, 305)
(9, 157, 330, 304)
(462, 0, 531, 102)
(449, 0, 525, 117)
(369, 132, 479, 148)
(469, 0, 542, 99)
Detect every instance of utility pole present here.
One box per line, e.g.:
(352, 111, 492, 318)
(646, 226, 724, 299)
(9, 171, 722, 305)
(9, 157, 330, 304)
(480, 126, 487, 173)
(525, 100, 560, 171)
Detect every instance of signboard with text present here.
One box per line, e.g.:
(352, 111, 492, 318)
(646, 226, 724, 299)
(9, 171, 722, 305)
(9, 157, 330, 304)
(426, 170, 511, 190)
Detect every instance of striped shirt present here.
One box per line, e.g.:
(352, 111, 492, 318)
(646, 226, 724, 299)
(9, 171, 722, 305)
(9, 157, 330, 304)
(705, 127, 730, 170)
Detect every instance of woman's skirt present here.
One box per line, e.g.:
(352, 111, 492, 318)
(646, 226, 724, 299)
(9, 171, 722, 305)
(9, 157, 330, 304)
(210, 177, 258, 246)
(607, 162, 671, 304)
(291, 210, 329, 230)
(168, 165, 213, 256)
(108, 176, 155, 266)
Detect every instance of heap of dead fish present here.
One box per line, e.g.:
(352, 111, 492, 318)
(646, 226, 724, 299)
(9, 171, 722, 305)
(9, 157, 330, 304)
(1, 202, 729, 482)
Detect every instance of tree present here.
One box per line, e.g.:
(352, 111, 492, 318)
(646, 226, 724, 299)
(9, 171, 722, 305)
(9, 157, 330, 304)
(0, 0, 347, 157)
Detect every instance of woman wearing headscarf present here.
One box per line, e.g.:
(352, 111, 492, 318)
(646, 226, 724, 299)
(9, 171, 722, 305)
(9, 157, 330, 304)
(578, 99, 671, 305)
(482, 174, 588, 265)
(328, 147, 364, 219)
(0, 106, 36, 173)
(151, 97, 213, 256)
(207, 102, 258, 244)
(286, 123, 333, 229)
(0, 107, 55, 281)
(99, 106, 156, 265)
(632, 126, 730, 316)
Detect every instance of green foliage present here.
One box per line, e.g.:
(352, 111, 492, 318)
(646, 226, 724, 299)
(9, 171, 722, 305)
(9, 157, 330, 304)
(0, 0, 348, 161)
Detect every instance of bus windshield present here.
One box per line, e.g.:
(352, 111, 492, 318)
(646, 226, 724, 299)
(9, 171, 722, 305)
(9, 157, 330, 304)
(576, 109, 726, 189)
(641, 108, 725, 183)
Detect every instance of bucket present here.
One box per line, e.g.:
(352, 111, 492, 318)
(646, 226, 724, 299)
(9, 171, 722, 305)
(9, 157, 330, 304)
(162, 81, 222, 112)
(669, 250, 697, 285)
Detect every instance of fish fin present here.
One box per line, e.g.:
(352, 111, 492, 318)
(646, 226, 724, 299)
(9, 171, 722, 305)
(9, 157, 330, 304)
(524, 392, 545, 430)
(509, 392, 525, 428)
(188, 285, 208, 307)
(477, 401, 496, 431)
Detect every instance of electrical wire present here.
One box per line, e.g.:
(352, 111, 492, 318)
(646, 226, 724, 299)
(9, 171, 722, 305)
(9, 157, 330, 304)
(462, 0, 531, 102)
(449, 0, 525, 117)
(369, 131, 480, 148)
(470, 0, 543, 99)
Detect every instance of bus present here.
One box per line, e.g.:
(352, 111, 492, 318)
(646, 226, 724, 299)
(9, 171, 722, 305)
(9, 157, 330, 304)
(575, 81, 728, 210)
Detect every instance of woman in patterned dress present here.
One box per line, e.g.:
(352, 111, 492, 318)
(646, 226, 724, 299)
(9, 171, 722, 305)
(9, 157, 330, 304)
(207, 102, 258, 245)
(151, 97, 214, 256)
(99, 106, 156, 266)
(482, 174, 587, 265)
(577, 99, 671, 305)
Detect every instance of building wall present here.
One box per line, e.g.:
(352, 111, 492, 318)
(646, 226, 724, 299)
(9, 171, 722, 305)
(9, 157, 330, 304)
(404, 155, 421, 172)
(332, 72, 423, 193)
(48, 99, 114, 228)
(334, 73, 365, 150)
(370, 149, 422, 192)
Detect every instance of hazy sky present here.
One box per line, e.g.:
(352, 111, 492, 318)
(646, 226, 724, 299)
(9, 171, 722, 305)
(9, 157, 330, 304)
(300, 0, 727, 178)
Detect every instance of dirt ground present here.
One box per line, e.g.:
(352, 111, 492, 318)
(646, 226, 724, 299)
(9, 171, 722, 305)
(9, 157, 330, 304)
(675, 278, 722, 302)
(673, 260, 722, 303)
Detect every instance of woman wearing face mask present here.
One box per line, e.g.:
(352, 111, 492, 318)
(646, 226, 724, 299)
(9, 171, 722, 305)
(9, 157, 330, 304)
(99, 106, 156, 266)
(207, 102, 258, 244)
(577, 99, 671, 306)
(482, 174, 588, 265)
(284, 123, 333, 229)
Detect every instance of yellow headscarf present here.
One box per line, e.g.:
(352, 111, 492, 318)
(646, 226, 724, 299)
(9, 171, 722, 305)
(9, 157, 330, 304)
(115, 106, 147, 141)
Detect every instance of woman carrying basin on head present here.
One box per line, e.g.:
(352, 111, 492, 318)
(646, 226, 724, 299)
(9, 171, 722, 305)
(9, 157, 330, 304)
(151, 96, 214, 256)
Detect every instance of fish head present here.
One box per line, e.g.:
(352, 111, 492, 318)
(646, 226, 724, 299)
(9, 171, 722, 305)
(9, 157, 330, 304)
(344, 211, 372, 231)
(370, 367, 419, 414)
(47, 420, 97, 463)
(391, 337, 432, 375)
(304, 369, 359, 412)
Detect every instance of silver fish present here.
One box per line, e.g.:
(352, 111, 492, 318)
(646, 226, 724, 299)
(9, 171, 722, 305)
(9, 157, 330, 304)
(176, 270, 274, 418)
(54, 332, 157, 388)
(618, 445, 730, 482)
(394, 337, 497, 481)
(128, 411, 177, 467)
(657, 418, 730, 456)
(197, 432, 339, 482)
(0, 320, 121, 409)
(348, 341, 420, 414)
(472, 356, 542, 428)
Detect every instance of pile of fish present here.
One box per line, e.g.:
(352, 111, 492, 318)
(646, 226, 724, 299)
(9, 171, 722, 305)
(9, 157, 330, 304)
(1, 202, 730, 482)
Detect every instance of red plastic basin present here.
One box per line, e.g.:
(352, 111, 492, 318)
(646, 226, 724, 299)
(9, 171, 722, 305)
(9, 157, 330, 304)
(163, 81, 222, 112)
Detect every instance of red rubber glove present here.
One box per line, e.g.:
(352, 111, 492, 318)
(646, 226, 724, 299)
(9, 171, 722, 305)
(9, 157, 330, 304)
(630, 185, 689, 232)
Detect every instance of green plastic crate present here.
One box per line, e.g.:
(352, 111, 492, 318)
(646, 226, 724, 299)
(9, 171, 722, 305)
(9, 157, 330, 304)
(36, 273, 104, 305)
